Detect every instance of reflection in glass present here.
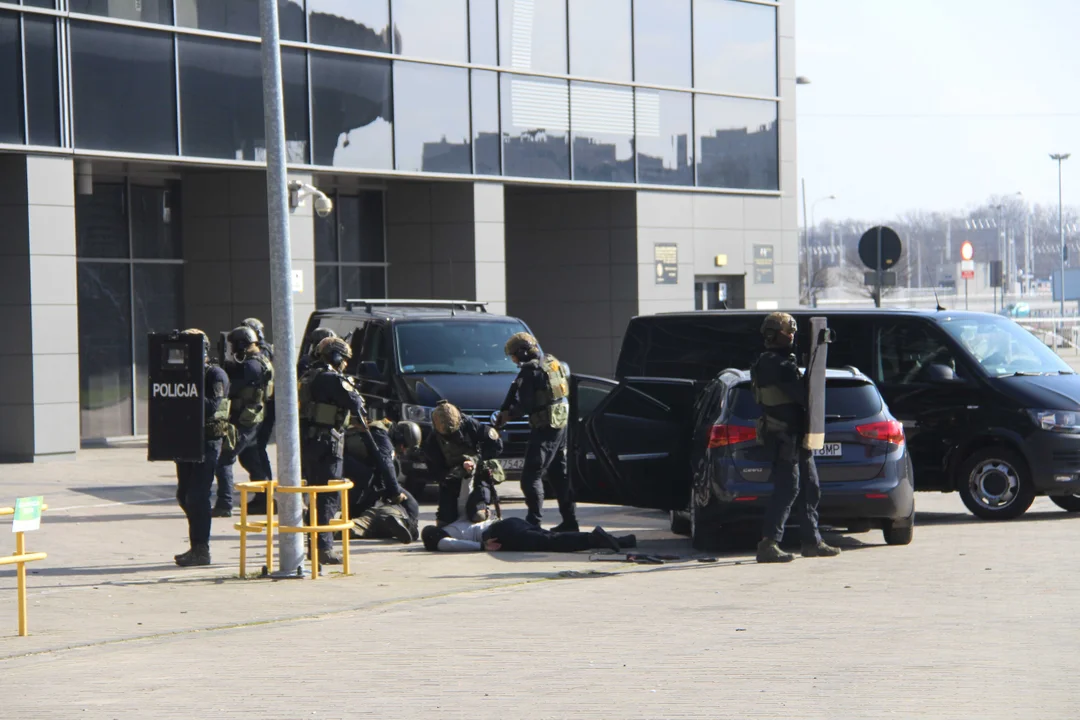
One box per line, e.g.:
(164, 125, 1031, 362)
(569, 0, 631, 81)
(76, 183, 128, 259)
(179, 37, 264, 160)
(0, 12, 22, 145)
(636, 89, 692, 186)
(342, 266, 386, 300)
(571, 82, 633, 183)
(176, 0, 306, 41)
(693, 0, 777, 97)
(469, 0, 497, 65)
(77, 263, 133, 439)
(24, 17, 60, 147)
(391, 0, 468, 63)
(393, 63, 470, 174)
(23, 1, 57, 8)
(501, 74, 568, 180)
(134, 264, 183, 434)
(69, 0, 173, 24)
(71, 23, 177, 155)
(131, 184, 182, 259)
(310, 52, 393, 169)
(633, 0, 691, 87)
(695, 96, 778, 190)
(498, 0, 566, 74)
(316, 265, 339, 308)
(471, 70, 500, 175)
(308, 0, 391, 52)
(282, 49, 311, 163)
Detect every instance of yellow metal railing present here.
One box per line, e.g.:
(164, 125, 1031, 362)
(234, 481, 277, 578)
(0, 503, 48, 637)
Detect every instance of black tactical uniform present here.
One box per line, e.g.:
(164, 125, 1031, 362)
(345, 419, 422, 543)
(215, 341, 273, 514)
(423, 411, 503, 526)
(240, 318, 275, 486)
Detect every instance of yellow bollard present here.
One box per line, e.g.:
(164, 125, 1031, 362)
(0, 504, 48, 637)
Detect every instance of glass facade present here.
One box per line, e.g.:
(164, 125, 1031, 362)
(314, 190, 388, 309)
(3, 0, 780, 191)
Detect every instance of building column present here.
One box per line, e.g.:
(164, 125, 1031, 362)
(0, 155, 79, 462)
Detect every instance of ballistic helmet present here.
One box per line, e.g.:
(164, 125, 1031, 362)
(421, 525, 449, 552)
(504, 332, 539, 359)
(228, 326, 259, 355)
(392, 421, 422, 450)
(761, 312, 797, 348)
(241, 317, 265, 343)
(316, 336, 352, 367)
(431, 400, 462, 435)
(307, 327, 337, 356)
(181, 328, 211, 362)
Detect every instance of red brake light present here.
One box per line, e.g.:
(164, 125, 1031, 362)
(708, 424, 757, 448)
(856, 420, 905, 445)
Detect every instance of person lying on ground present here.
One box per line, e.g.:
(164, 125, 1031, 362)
(421, 517, 636, 553)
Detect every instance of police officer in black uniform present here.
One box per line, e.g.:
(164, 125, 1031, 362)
(298, 327, 337, 379)
(214, 326, 274, 517)
(424, 400, 503, 526)
(240, 317, 274, 483)
(298, 336, 365, 564)
(347, 420, 423, 543)
(497, 333, 576, 531)
(174, 329, 231, 567)
(751, 312, 840, 564)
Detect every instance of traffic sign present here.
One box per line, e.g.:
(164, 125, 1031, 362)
(961, 259, 974, 280)
(960, 241, 974, 261)
(858, 226, 903, 270)
(12, 496, 43, 533)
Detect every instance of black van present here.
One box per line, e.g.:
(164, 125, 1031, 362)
(301, 300, 534, 496)
(614, 309, 1080, 520)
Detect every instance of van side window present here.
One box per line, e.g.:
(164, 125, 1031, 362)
(876, 322, 959, 385)
(361, 323, 390, 377)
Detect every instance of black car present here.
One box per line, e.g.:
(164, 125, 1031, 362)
(686, 367, 914, 548)
(614, 309, 1080, 520)
(302, 300, 535, 496)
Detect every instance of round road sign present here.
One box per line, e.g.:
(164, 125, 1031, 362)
(961, 241, 974, 261)
(858, 226, 903, 270)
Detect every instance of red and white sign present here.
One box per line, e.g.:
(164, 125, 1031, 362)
(961, 259, 975, 280)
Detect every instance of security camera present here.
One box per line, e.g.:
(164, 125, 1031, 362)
(313, 193, 333, 218)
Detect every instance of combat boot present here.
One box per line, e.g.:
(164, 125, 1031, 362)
(175, 544, 211, 567)
(801, 540, 841, 558)
(382, 512, 415, 545)
(211, 505, 233, 518)
(589, 526, 621, 552)
(551, 520, 580, 533)
(318, 548, 343, 565)
(756, 538, 794, 564)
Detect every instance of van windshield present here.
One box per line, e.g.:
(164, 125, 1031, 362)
(394, 320, 528, 375)
(940, 316, 1072, 377)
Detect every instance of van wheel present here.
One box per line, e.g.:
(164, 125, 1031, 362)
(670, 510, 691, 537)
(1050, 494, 1080, 512)
(957, 447, 1035, 520)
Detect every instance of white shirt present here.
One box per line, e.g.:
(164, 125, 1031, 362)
(437, 517, 496, 552)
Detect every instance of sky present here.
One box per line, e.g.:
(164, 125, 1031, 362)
(796, 0, 1080, 223)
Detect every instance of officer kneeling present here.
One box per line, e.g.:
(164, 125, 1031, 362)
(345, 419, 423, 543)
(752, 313, 840, 564)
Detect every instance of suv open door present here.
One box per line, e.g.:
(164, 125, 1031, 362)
(569, 374, 697, 511)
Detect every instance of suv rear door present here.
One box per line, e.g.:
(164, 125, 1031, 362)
(570, 375, 696, 510)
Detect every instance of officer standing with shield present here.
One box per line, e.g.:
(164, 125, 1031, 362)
(751, 313, 840, 564)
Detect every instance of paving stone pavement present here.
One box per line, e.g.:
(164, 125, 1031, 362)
(1, 448, 1079, 718)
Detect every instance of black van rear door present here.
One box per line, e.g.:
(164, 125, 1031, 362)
(569, 375, 697, 510)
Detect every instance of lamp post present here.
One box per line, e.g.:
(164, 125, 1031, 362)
(807, 195, 836, 306)
(1051, 153, 1071, 318)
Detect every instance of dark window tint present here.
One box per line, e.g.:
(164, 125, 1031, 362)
(616, 315, 762, 381)
(472, 69, 500, 175)
(876, 321, 959, 385)
(728, 382, 882, 422)
(342, 266, 386, 300)
(498, 0, 566, 74)
(635, 89, 693, 186)
(392, 62, 470, 174)
(391, 0, 468, 62)
(695, 95, 777, 190)
(133, 263, 184, 434)
(0, 12, 23, 145)
(808, 316, 873, 377)
(77, 262, 133, 438)
(23, 1, 57, 8)
(282, 48, 310, 163)
(76, 183, 128, 258)
(632, 0, 691, 87)
(179, 37, 264, 160)
(315, 210, 336, 262)
(315, 265, 339, 308)
(69, 0, 173, 24)
(130, 184, 182, 259)
(308, 0, 390, 52)
(310, 51, 393, 168)
(395, 320, 526, 374)
(501, 74, 569, 180)
(604, 385, 669, 422)
(568, 0, 631, 81)
(360, 323, 392, 376)
(24, 16, 60, 147)
(693, 0, 777, 96)
(338, 192, 385, 263)
(469, 0, 497, 65)
(176, 0, 306, 41)
(571, 82, 633, 183)
(71, 23, 177, 155)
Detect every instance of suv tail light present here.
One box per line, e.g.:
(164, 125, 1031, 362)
(856, 420, 905, 445)
(708, 424, 757, 448)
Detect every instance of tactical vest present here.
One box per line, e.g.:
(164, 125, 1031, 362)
(204, 367, 232, 439)
(298, 367, 351, 435)
(344, 418, 393, 461)
(234, 352, 274, 428)
(436, 430, 477, 468)
(751, 356, 794, 434)
(528, 355, 570, 429)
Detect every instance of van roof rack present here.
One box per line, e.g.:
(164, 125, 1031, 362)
(343, 298, 489, 315)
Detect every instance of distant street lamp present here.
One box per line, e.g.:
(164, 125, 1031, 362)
(795, 76, 812, 85)
(1051, 153, 1071, 317)
(807, 195, 837, 305)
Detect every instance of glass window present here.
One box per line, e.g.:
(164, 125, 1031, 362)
(636, 89, 692, 186)
(23, 1, 57, 8)
(71, 23, 177, 155)
(24, 16, 60, 147)
(176, 0, 306, 41)
(568, 0, 631, 81)
(633, 0, 691, 87)
(342, 266, 386, 301)
(282, 48, 310, 164)
(501, 74, 568, 180)
(617, 315, 761, 382)
(695, 95, 777, 190)
(393, 62, 470, 174)
(395, 319, 527, 374)
(76, 183, 128, 259)
(77, 263, 134, 438)
(69, 0, 173, 24)
(356, 191, 385, 262)
(308, 0, 391, 52)
(336, 195, 361, 262)
(498, 0, 566, 74)
(570, 82, 633, 183)
(316, 265, 339, 308)
(391, 0, 468, 63)
(0, 12, 23, 145)
(310, 51, 393, 169)
(940, 316, 1071, 378)
(131, 184, 182, 259)
(471, 70, 500, 175)
(316, 190, 387, 307)
(876, 322, 960, 385)
(179, 37, 264, 161)
(693, 0, 777, 97)
(360, 323, 392, 376)
(469, 0, 497, 65)
(315, 210, 336, 262)
(133, 264, 183, 434)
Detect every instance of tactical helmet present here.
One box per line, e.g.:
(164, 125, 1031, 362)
(761, 312, 797, 348)
(228, 325, 259, 355)
(392, 421, 422, 450)
(504, 332, 539, 359)
(431, 400, 462, 435)
(316, 336, 352, 367)
(307, 327, 337, 356)
(181, 328, 211, 362)
(241, 317, 265, 343)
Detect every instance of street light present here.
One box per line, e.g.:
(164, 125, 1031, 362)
(795, 76, 812, 85)
(807, 195, 837, 306)
(1051, 153, 1071, 318)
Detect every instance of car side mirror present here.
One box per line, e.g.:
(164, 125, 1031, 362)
(926, 363, 958, 383)
(358, 361, 380, 379)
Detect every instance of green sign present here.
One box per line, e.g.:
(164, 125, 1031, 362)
(12, 496, 43, 533)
